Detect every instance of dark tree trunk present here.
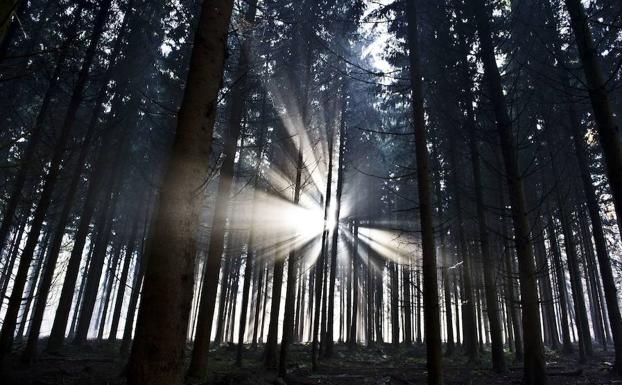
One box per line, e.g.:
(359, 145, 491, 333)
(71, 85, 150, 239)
(120, 193, 154, 354)
(278, 149, 303, 377)
(21, 2, 133, 358)
(325, 102, 347, 357)
(186, 2, 254, 375)
(126, 1, 234, 384)
(264, 251, 285, 369)
(15, 228, 49, 343)
(96, 237, 124, 341)
(108, 218, 139, 340)
(546, 215, 573, 353)
(472, 0, 547, 382)
(406, 1, 442, 383)
(73, 160, 125, 345)
(0, 0, 112, 359)
(469, 136, 506, 372)
(567, 100, 622, 369)
(348, 221, 359, 348)
(564, 0, 622, 237)
(0, 1, 84, 255)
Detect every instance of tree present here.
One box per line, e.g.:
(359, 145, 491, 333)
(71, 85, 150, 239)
(405, 1, 442, 383)
(126, 1, 235, 384)
(471, 0, 547, 382)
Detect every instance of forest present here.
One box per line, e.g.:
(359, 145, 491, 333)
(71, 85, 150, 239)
(0, 0, 621, 384)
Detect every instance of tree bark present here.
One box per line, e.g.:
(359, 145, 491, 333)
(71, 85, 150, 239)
(564, 0, 622, 236)
(0, 1, 83, 255)
(0, 0, 112, 360)
(406, 1, 442, 383)
(126, 1, 234, 384)
(472, 0, 547, 382)
(469, 136, 506, 372)
(278, 147, 303, 377)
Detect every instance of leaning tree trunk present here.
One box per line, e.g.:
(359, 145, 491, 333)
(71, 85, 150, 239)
(21, 1, 132, 359)
(186, 3, 254, 377)
(406, 1, 442, 383)
(567, 98, 622, 371)
(564, 2, 622, 368)
(472, 0, 547, 382)
(0, 1, 83, 255)
(564, 0, 622, 235)
(0, 0, 112, 360)
(126, 2, 234, 384)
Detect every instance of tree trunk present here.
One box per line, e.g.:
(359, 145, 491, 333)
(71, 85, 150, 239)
(325, 102, 347, 357)
(186, 4, 253, 376)
(0, 0, 83, 256)
(73, 159, 125, 345)
(120, 193, 154, 354)
(22, 2, 132, 358)
(108, 218, 139, 340)
(278, 148, 303, 377)
(546, 214, 573, 353)
(567, 99, 622, 369)
(472, 0, 547, 382)
(406, 1, 442, 383)
(126, 1, 234, 384)
(469, 136, 506, 372)
(96, 237, 124, 341)
(0, 0, 112, 359)
(564, 0, 622, 237)
(348, 221, 359, 348)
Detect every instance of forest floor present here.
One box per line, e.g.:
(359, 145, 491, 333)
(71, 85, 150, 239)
(3, 340, 621, 384)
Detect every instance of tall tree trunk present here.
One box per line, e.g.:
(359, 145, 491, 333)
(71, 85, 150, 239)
(47, 124, 127, 351)
(264, 250, 285, 368)
(108, 218, 139, 340)
(0, 1, 83, 255)
(432, 154, 453, 356)
(312, 121, 335, 368)
(325, 103, 347, 356)
(567, 99, 622, 370)
(96, 237, 124, 341)
(0, 210, 27, 308)
(15, 228, 49, 342)
(472, 1, 547, 382)
(469, 136, 506, 372)
(406, 1, 442, 383)
(186, 3, 253, 376)
(546, 214, 573, 353)
(22, 2, 132, 358)
(120, 193, 154, 354)
(278, 147, 303, 377)
(558, 202, 592, 361)
(348, 221, 359, 348)
(0, 0, 112, 360)
(499, 185, 523, 360)
(564, 0, 622, 237)
(73, 159, 125, 345)
(126, 2, 234, 384)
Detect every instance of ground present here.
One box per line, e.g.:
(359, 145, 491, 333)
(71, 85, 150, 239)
(3, 340, 622, 384)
